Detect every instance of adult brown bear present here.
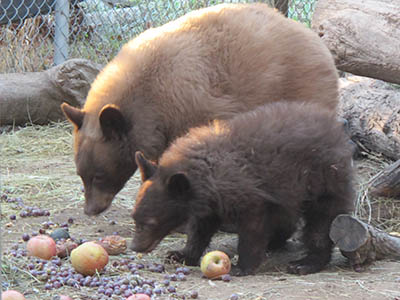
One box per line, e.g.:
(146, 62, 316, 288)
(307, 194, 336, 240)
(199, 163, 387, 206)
(131, 102, 355, 276)
(61, 3, 339, 216)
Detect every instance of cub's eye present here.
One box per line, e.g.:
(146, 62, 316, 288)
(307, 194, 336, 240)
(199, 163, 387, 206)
(93, 172, 106, 183)
(144, 217, 158, 228)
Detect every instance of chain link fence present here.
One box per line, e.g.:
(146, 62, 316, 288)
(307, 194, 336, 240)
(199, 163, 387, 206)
(0, 0, 316, 73)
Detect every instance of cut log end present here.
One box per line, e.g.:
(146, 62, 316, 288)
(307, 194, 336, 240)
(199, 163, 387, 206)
(329, 214, 369, 252)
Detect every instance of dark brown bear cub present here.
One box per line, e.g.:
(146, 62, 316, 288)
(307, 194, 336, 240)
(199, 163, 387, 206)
(131, 102, 355, 276)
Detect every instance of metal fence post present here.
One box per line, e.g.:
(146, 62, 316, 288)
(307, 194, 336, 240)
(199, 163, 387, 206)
(54, 0, 69, 65)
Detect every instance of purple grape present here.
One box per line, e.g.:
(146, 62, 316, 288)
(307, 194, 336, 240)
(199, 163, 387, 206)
(221, 274, 232, 282)
(163, 279, 170, 286)
(167, 286, 176, 293)
(177, 273, 186, 281)
(44, 283, 53, 290)
(230, 293, 239, 300)
(104, 288, 114, 297)
(22, 233, 30, 242)
(9, 214, 16, 220)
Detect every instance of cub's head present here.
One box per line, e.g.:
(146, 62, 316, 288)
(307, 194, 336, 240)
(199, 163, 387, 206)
(130, 151, 191, 253)
(61, 103, 136, 216)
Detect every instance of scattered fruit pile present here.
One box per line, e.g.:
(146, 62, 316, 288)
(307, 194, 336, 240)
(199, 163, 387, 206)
(2, 192, 239, 299)
(4, 241, 202, 298)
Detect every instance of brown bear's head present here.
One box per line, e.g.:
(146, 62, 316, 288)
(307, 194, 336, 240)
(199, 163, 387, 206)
(130, 151, 190, 253)
(61, 103, 136, 216)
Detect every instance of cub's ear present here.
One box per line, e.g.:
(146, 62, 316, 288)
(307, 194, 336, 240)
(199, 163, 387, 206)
(167, 173, 191, 197)
(99, 104, 127, 139)
(61, 102, 84, 129)
(135, 151, 157, 182)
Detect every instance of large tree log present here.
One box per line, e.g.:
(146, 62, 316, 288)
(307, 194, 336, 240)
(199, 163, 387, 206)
(369, 159, 400, 199)
(0, 59, 102, 126)
(312, 0, 400, 85)
(330, 214, 400, 272)
(338, 76, 400, 161)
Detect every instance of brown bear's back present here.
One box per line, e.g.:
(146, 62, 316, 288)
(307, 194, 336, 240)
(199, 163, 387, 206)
(82, 3, 338, 146)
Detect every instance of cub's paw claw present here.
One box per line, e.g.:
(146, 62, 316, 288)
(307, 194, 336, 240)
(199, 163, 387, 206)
(287, 259, 325, 275)
(166, 250, 186, 264)
(230, 265, 253, 277)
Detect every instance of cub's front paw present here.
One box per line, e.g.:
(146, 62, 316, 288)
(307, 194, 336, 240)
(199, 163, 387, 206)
(230, 265, 253, 277)
(166, 250, 186, 264)
(287, 257, 326, 275)
(166, 250, 199, 266)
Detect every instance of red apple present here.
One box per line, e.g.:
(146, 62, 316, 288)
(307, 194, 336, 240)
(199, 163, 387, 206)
(126, 294, 151, 300)
(70, 241, 109, 275)
(1, 290, 26, 300)
(26, 235, 57, 260)
(200, 250, 231, 279)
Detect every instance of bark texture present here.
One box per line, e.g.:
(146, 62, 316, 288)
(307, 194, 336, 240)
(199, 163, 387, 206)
(312, 0, 400, 84)
(0, 59, 102, 125)
(330, 214, 400, 272)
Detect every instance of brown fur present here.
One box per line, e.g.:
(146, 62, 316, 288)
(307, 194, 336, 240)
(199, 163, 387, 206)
(131, 102, 354, 276)
(61, 3, 339, 215)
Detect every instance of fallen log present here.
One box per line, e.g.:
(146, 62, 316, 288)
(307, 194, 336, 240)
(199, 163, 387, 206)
(312, 0, 400, 85)
(369, 159, 400, 199)
(338, 76, 400, 161)
(330, 214, 400, 272)
(0, 59, 102, 126)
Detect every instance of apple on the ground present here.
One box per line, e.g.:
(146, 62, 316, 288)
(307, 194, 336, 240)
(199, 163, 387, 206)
(26, 235, 57, 260)
(1, 290, 26, 300)
(126, 294, 151, 300)
(200, 250, 231, 279)
(70, 241, 109, 275)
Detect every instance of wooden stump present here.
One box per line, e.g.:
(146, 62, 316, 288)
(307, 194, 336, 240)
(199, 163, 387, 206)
(312, 0, 400, 84)
(330, 214, 400, 272)
(0, 59, 102, 126)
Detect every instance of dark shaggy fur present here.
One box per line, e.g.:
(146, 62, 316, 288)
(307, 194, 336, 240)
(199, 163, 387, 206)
(131, 102, 355, 276)
(60, 3, 339, 216)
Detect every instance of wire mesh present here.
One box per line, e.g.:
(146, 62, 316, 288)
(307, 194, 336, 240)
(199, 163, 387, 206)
(0, 0, 316, 73)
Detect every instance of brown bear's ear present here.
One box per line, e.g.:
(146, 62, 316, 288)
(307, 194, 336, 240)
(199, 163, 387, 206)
(135, 151, 157, 182)
(99, 104, 127, 140)
(167, 173, 191, 197)
(61, 102, 85, 129)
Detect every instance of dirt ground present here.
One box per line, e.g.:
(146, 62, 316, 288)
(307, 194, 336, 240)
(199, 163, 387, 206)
(1, 122, 400, 300)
